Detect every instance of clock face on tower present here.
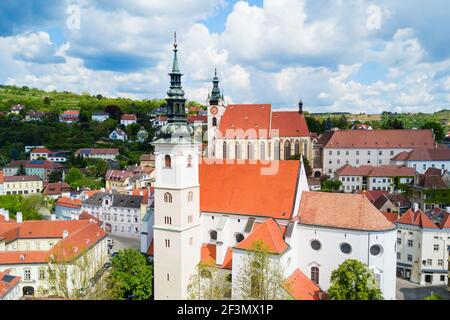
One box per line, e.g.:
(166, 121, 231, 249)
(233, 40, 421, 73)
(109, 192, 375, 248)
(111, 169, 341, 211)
(210, 106, 218, 115)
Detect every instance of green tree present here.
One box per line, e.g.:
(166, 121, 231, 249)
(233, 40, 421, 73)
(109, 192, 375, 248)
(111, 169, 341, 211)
(187, 262, 231, 300)
(421, 121, 445, 142)
(106, 249, 153, 300)
(424, 293, 442, 300)
(16, 163, 27, 176)
(235, 240, 289, 300)
(48, 171, 63, 183)
(328, 259, 383, 300)
(320, 178, 342, 192)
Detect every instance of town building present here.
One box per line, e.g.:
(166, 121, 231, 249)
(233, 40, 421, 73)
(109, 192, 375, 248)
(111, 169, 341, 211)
(391, 148, 450, 174)
(109, 129, 127, 141)
(137, 127, 149, 143)
(140, 154, 155, 168)
(408, 168, 450, 211)
(2, 176, 43, 195)
(42, 182, 71, 200)
(120, 114, 137, 126)
(351, 123, 373, 130)
(373, 193, 412, 214)
(323, 130, 436, 175)
(81, 191, 149, 239)
(0, 210, 108, 298)
(334, 164, 416, 193)
(148, 40, 397, 300)
(10, 104, 24, 115)
(59, 110, 80, 124)
(3, 160, 63, 181)
(55, 197, 82, 220)
(0, 270, 21, 300)
(206, 70, 313, 162)
(151, 115, 168, 127)
(25, 111, 47, 122)
(91, 112, 110, 122)
(74, 148, 119, 161)
(30, 147, 51, 160)
(396, 206, 450, 286)
(105, 170, 136, 192)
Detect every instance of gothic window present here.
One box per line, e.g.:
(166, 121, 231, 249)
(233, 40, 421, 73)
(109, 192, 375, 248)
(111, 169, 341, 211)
(260, 142, 265, 160)
(284, 140, 291, 160)
(187, 154, 193, 167)
(212, 117, 217, 127)
(235, 142, 241, 159)
(164, 155, 172, 168)
(274, 141, 280, 160)
(223, 142, 228, 160)
(164, 192, 173, 203)
(247, 142, 253, 160)
(295, 140, 300, 156)
(188, 191, 193, 202)
(311, 267, 319, 285)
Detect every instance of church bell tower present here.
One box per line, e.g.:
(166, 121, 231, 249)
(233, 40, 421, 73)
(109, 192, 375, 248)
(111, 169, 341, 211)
(152, 33, 201, 300)
(207, 68, 226, 158)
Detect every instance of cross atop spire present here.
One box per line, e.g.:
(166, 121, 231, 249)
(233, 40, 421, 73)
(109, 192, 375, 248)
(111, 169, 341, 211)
(174, 31, 178, 50)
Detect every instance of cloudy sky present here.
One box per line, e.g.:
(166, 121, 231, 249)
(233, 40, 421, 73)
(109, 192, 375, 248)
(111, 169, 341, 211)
(1, 0, 449, 113)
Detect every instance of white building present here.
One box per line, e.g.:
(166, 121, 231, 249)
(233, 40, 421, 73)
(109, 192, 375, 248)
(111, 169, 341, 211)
(391, 148, 450, 174)
(2, 176, 43, 195)
(396, 206, 450, 286)
(0, 210, 108, 298)
(74, 148, 119, 161)
(30, 147, 51, 160)
(0, 270, 21, 300)
(148, 41, 397, 301)
(109, 129, 127, 141)
(92, 112, 110, 122)
(120, 114, 137, 126)
(323, 130, 436, 176)
(335, 164, 416, 193)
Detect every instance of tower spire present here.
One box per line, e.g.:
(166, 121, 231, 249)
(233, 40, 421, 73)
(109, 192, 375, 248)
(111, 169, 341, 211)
(209, 67, 222, 106)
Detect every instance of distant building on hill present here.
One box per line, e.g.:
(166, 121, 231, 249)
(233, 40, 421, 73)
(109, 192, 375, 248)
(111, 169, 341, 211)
(59, 110, 79, 124)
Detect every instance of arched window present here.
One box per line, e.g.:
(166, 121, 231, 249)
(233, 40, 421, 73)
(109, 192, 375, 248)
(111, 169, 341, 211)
(247, 142, 253, 160)
(294, 140, 300, 156)
(284, 140, 291, 160)
(212, 117, 217, 127)
(164, 155, 172, 168)
(164, 192, 172, 203)
(274, 141, 280, 160)
(223, 142, 228, 160)
(188, 191, 193, 202)
(260, 142, 265, 160)
(187, 154, 193, 167)
(311, 267, 319, 285)
(235, 142, 241, 160)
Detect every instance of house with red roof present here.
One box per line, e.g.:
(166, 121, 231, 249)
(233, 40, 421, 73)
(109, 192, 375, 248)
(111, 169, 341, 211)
(395, 205, 450, 286)
(55, 197, 82, 220)
(59, 110, 80, 124)
(0, 210, 108, 298)
(323, 129, 436, 175)
(120, 114, 137, 126)
(0, 269, 21, 300)
(391, 148, 450, 174)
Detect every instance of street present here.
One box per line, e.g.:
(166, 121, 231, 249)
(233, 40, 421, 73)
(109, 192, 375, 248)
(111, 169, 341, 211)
(108, 234, 141, 253)
(396, 278, 450, 300)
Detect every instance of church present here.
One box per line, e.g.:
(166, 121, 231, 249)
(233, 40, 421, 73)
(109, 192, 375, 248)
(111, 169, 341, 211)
(147, 38, 397, 300)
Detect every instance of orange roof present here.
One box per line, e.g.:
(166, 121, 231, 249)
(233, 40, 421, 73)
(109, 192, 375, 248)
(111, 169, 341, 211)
(335, 164, 416, 177)
(439, 213, 450, 229)
(219, 104, 271, 138)
(121, 114, 137, 121)
(56, 197, 82, 209)
(0, 270, 21, 298)
(325, 129, 435, 149)
(79, 211, 103, 227)
(82, 189, 102, 198)
(271, 111, 310, 137)
(397, 209, 438, 229)
(383, 212, 399, 223)
(298, 192, 396, 231)
(235, 219, 288, 254)
(285, 269, 322, 300)
(356, 190, 390, 203)
(63, 110, 79, 115)
(31, 147, 51, 154)
(200, 243, 233, 270)
(0, 251, 49, 264)
(147, 240, 154, 256)
(0, 171, 3, 183)
(199, 161, 299, 219)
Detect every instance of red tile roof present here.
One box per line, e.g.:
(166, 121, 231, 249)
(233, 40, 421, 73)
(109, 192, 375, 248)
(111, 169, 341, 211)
(335, 164, 416, 177)
(325, 129, 435, 149)
(383, 212, 399, 223)
(4, 175, 42, 182)
(140, 154, 155, 162)
(0, 172, 3, 183)
(147, 240, 154, 257)
(187, 115, 207, 123)
(200, 243, 233, 269)
(31, 147, 51, 154)
(199, 161, 300, 219)
(235, 219, 288, 254)
(75, 148, 119, 155)
(356, 190, 390, 203)
(43, 182, 71, 195)
(79, 211, 103, 227)
(56, 197, 82, 209)
(271, 111, 310, 137)
(298, 192, 396, 231)
(397, 209, 438, 229)
(219, 104, 271, 139)
(392, 148, 450, 161)
(285, 269, 323, 300)
(105, 170, 135, 182)
(439, 213, 450, 229)
(0, 270, 21, 298)
(63, 110, 79, 115)
(121, 114, 137, 121)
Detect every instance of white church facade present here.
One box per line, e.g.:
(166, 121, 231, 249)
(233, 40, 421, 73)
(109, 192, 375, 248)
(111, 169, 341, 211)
(147, 38, 397, 300)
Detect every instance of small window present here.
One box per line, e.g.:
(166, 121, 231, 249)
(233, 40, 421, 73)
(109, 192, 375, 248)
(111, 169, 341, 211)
(212, 117, 217, 127)
(188, 191, 193, 202)
(311, 240, 322, 251)
(370, 245, 382, 256)
(164, 192, 173, 203)
(340, 243, 352, 255)
(311, 267, 319, 285)
(210, 230, 218, 241)
(164, 155, 172, 168)
(187, 155, 193, 167)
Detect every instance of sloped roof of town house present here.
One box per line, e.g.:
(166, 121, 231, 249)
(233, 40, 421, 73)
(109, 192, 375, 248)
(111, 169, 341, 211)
(140, 154, 155, 162)
(0, 220, 106, 264)
(357, 190, 390, 203)
(373, 194, 411, 211)
(105, 170, 135, 182)
(75, 148, 119, 155)
(4, 175, 42, 183)
(200, 244, 233, 270)
(391, 151, 410, 161)
(187, 115, 207, 123)
(285, 269, 323, 300)
(218, 104, 310, 139)
(383, 212, 400, 224)
(31, 147, 51, 154)
(56, 197, 82, 209)
(92, 112, 109, 116)
(62, 110, 79, 115)
(438, 212, 450, 229)
(392, 148, 450, 161)
(324, 129, 435, 149)
(83, 192, 143, 209)
(79, 211, 103, 227)
(298, 192, 396, 231)
(335, 164, 416, 177)
(416, 171, 448, 189)
(219, 104, 272, 139)
(0, 270, 21, 298)
(396, 209, 438, 229)
(235, 219, 289, 254)
(199, 161, 300, 219)
(0, 172, 3, 183)
(271, 111, 310, 137)
(43, 182, 71, 196)
(112, 129, 126, 136)
(121, 114, 137, 121)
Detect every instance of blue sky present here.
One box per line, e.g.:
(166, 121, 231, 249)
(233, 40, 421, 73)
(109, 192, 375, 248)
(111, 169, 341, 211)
(0, 0, 449, 113)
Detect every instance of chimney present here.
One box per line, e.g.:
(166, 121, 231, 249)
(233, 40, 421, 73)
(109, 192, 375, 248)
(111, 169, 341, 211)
(16, 212, 23, 223)
(413, 203, 419, 212)
(63, 230, 69, 238)
(51, 214, 56, 221)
